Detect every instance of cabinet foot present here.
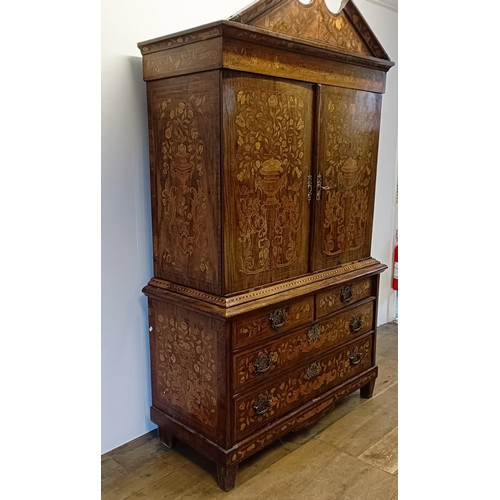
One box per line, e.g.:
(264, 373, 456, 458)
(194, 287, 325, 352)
(360, 379, 375, 399)
(158, 426, 175, 449)
(216, 463, 238, 492)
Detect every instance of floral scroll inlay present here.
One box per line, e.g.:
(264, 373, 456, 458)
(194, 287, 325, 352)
(322, 91, 380, 257)
(235, 301, 373, 389)
(235, 300, 312, 344)
(235, 337, 372, 437)
(253, 0, 371, 56)
(155, 308, 218, 429)
(233, 85, 308, 276)
(158, 94, 211, 273)
(318, 279, 372, 312)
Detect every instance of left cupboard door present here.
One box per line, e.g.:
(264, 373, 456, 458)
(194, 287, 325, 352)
(222, 71, 314, 294)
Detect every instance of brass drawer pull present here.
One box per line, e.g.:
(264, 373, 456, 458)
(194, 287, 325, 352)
(307, 324, 321, 342)
(253, 351, 272, 373)
(349, 314, 362, 333)
(340, 284, 353, 303)
(253, 393, 270, 416)
(269, 308, 287, 330)
(305, 361, 321, 380)
(349, 352, 362, 366)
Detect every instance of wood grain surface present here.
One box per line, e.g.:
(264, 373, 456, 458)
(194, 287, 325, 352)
(147, 71, 222, 294)
(223, 71, 314, 293)
(312, 85, 381, 271)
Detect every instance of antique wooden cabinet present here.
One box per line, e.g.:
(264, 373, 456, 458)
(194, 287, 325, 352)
(138, 0, 394, 491)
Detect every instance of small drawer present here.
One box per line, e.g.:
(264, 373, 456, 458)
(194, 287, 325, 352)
(234, 335, 373, 440)
(316, 277, 373, 318)
(232, 296, 314, 350)
(233, 300, 374, 392)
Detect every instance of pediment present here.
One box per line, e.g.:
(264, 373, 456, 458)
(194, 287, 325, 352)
(229, 0, 390, 60)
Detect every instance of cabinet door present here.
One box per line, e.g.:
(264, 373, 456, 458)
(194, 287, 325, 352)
(312, 86, 382, 272)
(223, 72, 313, 293)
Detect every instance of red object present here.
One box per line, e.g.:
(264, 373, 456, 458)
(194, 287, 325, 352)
(392, 244, 398, 291)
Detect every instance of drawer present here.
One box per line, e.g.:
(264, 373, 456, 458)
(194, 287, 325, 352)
(316, 277, 373, 318)
(234, 335, 373, 440)
(232, 296, 314, 350)
(233, 300, 374, 392)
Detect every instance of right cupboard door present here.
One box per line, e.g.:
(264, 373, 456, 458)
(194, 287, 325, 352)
(312, 86, 382, 272)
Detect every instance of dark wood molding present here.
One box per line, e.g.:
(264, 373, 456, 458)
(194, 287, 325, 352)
(139, 20, 394, 72)
(143, 259, 387, 317)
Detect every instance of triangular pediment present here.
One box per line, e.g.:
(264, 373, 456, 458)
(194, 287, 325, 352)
(229, 0, 390, 60)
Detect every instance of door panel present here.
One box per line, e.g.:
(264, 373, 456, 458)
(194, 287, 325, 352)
(312, 86, 382, 271)
(223, 72, 313, 293)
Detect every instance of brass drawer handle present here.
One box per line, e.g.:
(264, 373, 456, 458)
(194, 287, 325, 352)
(305, 361, 321, 380)
(307, 324, 321, 342)
(253, 393, 270, 416)
(269, 308, 287, 330)
(349, 352, 362, 366)
(340, 284, 353, 303)
(253, 351, 272, 373)
(349, 314, 362, 333)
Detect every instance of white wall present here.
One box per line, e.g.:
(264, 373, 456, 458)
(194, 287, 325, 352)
(101, 0, 398, 454)
(357, 0, 399, 325)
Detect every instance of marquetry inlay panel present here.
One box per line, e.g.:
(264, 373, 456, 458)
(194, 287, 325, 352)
(312, 85, 381, 271)
(233, 296, 314, 349)
(316, 276, 373, 317)
(150, 300, 222, 439)
(253, 0, 371, 56)
(148, 71, 221, 293)
(223, 72, 313, 293)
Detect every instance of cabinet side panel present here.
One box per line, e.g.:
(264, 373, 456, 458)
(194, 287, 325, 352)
(312, 86, 381, 271)
(149, 298, 225, 442)
(147, 71, 222, 293)
(223, 71, 313, 293)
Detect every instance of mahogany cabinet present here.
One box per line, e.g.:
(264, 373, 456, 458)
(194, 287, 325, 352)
(139, 0, 394, 491)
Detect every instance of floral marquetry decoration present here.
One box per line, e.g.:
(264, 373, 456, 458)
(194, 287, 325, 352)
(140, 0, 393, 490)
(226, 75, 313, 289)
(154, 304, 219, 433)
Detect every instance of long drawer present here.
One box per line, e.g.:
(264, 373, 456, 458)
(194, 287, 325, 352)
(233, 334, 373, 440)
(233, 300, 374, 392)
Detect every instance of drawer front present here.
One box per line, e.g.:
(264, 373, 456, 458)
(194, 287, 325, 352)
(234, 335, 373, 439)
(233, 300, 374, 392)
(316, 277, 373, 318)
(232, 296, 314, 350)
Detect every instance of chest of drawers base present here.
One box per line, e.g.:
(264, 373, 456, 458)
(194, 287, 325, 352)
(143, 263, 385, 491)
